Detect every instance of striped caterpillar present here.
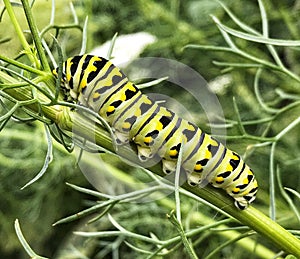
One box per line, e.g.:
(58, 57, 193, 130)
(53, 54, 258, 209)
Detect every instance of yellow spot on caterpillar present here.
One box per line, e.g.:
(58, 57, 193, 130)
(144, 136, 153, 144)
(243, 178, 249, 184)
(87, 58, 101, 72)
(226, 164, 233, 171)
(107, 106, 115, 113)
(194, 164, 202, 171)
(233, 153, 239, 160)
(205, 149, 211, 159)
(122, 122, 131, 129)
(134, 109, 142, 116)
(80, 80, 87, 89)
(165, 111, 172, 117)
(93, 92, 101, 100)
(127, 83, 137, 91)
(216, 176, 223, 183)
(66, 58, 73, 81)
(187, 124, 195, 131)
(211, 139, 218, 146)
(233, 187, 240, 193)
(156, 122, 163, 131)
(145, 98, 152, 104)
(169, 149, 178, 157)
(119, 92, 126, 101)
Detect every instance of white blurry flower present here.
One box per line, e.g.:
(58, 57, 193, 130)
(90, 32, 156, 68)
(208, 74, 232, 94)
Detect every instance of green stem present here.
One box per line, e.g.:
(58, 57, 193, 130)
(20, 0, 51, 72)
(167, 211, 198, 259)
(205, 232, 255, 259)
(3, 0, 35, 65)
(39, 24, 83, 39)
(57, 103, 300, 257)
(0, 54, 46, 75)
(269, 142, 276, 220)
(4, 86, 300, 256)
(182, 182, 300, 257)
(275, 116, 300, 141)
(232, 97, 246, 135)
(14, 219, 49, 259)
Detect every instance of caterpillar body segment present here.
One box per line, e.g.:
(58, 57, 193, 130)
(53, 54, 258, 210)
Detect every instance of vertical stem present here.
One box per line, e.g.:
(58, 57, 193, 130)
(174, 141, 184, 223)
(15, 219, 48, 259)
(269, 142, 276, 220)
(167, 211, 198, 259)
(20, 0, 51, 72)
(3, 0, 35, 65)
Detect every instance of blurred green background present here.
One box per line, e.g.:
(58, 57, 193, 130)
(1, 0, 300, 258)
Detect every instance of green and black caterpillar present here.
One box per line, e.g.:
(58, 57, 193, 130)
(53, 54, 258, 210)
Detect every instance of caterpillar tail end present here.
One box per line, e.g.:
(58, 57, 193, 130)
(234, 199, 249, 210)
(233, 189, 258, 210)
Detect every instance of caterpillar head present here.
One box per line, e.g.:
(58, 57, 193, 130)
(53, 55, 109, 103)
(53, 57, 83, 103)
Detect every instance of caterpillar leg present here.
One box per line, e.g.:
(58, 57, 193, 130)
(136, 145, 154, 161)
(186, 172, 202, 186)
(113, 130, 130, 145)
(161, 158, 177, 174)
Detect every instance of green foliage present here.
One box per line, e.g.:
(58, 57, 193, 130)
(0, 0, 300, 258)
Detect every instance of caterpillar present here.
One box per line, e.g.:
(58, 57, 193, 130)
(53, 54, 258, 210)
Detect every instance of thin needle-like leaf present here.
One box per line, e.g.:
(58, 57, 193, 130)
(232, 97, 246, 136)
(276, 169, 300, 223)
(174, 140, 184, 223)
(70, 2, 78, 24)
(15, 219, 49, 259)
(254, 69, 279, 113)
(167, 211, 198, 259)
(106, 32, 118, 60)
(136, 76, 169, 89)
(269, 142, 276, 220)
(80, 16, 88, 55)
(213, 15, 300, 46)
(21, 124, 53, 189)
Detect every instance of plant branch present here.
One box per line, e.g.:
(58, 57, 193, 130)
(20, 0, 51, 72)
(3, 0, 35, 65)
(3, 85, 300, 256)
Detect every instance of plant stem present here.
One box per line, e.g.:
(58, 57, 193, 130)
(0, 54, 46, 75)
(182, 182, 300, 257)
(20, 0, 51, 72)
(3, 0, 35, 65)
(4, 85, 300, 256)
(167, 211, 198, 259)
